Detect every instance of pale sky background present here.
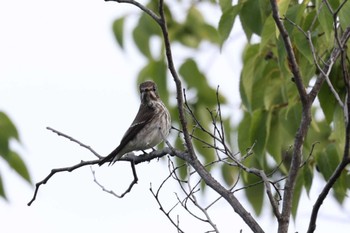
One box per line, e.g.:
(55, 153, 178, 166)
(0, 0, 349, 233)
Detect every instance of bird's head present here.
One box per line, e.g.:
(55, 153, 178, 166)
(139, 81, 160, 105)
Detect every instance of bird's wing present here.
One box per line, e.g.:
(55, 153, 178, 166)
(119, 104, 155, 148)
(98, 104, 155, 166)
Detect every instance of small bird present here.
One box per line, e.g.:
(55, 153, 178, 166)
(99, 80, 171, 166)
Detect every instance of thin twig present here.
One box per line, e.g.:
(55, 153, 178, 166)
(270, 0, 308, 105)
(309, 26, 350, 102)
(149, 168, 185, 233)
(306, 30, 343, 107)
(28, 127, 176, 205)
(47, 127, 102, 159)
(91, 161, 138, 198)
(27, 159, 100, 206)
(105, 0, 161, 24)
(270, 1, 313, 231)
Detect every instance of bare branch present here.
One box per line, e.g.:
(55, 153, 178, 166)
(27, 159, 100, 206)
(149, 167, 185, 233)
(306, 30, 343, 107)
(307, 117, 350, 233)
(27, 145, 181, 206)
(269, 1, 318, 232)
(91, 161, 138, 198)
(105, 0, 161, 24)
(335, 0, 349, 15)
(46, 127, 102, 159)
(309, 26, 350, 102)
(156, 2, 264, 230)
(222, 159, 282, 219)
(183, 90, 233, 157)
(28, 126, 181, 205)
(307, 16, 350, 232)
(157, 0, 197, 164)
(186, 175, 220, 233)
(270, 0, 308, 105)
(172, 161, 220, 232)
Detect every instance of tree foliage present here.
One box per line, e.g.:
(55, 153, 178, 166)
(111, 0, 350, 222)
(0, 111, 31, 200)
(27, 0, 350, 232)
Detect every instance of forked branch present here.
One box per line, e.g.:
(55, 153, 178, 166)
(27, 127, 176, 206)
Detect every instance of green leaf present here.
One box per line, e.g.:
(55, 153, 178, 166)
(333, 171, 347, 203)
(266, 113, 282, 160)
(278, 0, 291, 16)
(266, 112, 292, 174)
(316, 0, 334, 44)
(191, 106, 216, 165)
(249, 109, 272, 166)
(133, 25, 151, 58)
(263, 72, 287, 110)
(280, 103, 302, 137)
(318, 80, 337, 124)
(0, 111, 19, 141)
(132, 13, 160, 58)
(238, 112, 252, 154)
(179, 58, 205, 87)
(260, 15, 276, 52)
(329, 106, 346, 153)
(294, 30, 313, 64)
(239, 0, 268, 38)
(303, 163, 313, 196)
(218, 4, 241, 45)
(292, 173, 304, 219)
(179, 59, 226, 106)
(0, 111, 20, 158)
(276, 35, 292, 79)
(198, 24, 220, 45)
(297, 52, 316, 85)
(0, 133, 9, 158)
(250, 59, 267, 111)
(219, 0, 232, 12)
(316, 144, 340, 180)
(329, 0, 341, 9)
(175, 6, 219, 48)
(240, 44, 260, 112)
(7, 151, 32, 184)
(316, 143, 347, 204)
(338, 1, 350, 30)
(244, 174, 264, 215)
(221, 163, 238, 186)
(112, 17, 125, 48)
(0, 173, 6, 200)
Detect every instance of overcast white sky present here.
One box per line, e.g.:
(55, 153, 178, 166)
(0, 0, 349, 233)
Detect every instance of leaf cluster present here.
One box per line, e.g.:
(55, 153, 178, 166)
(110, 0, 350, 218)
(231, 0, 350, 215)
(0, 111, 31, 200)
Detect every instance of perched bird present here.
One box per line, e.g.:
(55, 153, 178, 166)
(99, 80, 171, 166)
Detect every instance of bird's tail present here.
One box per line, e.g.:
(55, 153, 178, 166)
(98, 147, 120, 166)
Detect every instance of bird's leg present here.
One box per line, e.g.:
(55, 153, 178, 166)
(141, 150, 148, 155)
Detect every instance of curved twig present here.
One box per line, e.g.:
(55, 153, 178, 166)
(91, 162, 138, 198)
(47, 127, 102, 159)
(27, 159, 100, 206)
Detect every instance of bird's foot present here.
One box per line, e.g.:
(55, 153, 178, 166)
(141, 150, 148, 156)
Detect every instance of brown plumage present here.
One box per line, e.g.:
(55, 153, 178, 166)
(99, 81, 171, 166)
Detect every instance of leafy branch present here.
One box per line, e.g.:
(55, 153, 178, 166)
(270, 0, 350, 232)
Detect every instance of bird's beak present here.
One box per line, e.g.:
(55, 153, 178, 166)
(141, 88, 157, 101)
